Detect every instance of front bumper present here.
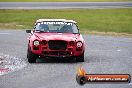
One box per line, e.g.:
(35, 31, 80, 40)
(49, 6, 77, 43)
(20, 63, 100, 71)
(41, 51, 72, 57)
(31, 43, 84, 57)
(32, 49, 84, 57)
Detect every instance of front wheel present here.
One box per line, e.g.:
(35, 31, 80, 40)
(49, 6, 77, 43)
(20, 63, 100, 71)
(76, 53, 84, 62)
(27, 46, 37, 63)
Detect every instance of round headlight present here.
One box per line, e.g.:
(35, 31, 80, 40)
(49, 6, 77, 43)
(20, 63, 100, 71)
(34, 40, 39, 46)
(77, 42, 83, 48)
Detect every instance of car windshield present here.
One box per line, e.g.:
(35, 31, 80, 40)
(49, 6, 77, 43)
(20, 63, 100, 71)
(34, 21, 79, 33)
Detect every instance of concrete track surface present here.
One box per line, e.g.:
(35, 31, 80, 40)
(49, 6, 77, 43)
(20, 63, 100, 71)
(0, 30, 132, 88)
(0, 2, 132, 9)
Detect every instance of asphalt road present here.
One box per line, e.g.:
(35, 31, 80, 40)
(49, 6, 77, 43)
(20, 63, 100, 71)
(0, 30, 132, 88)
(0, 2, 132, 9)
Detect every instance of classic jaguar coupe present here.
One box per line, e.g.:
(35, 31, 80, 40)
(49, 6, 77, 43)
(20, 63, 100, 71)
(26, 19, 85, 63)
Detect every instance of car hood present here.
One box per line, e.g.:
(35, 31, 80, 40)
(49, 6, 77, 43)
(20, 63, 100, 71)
(34, 33, 80, 41)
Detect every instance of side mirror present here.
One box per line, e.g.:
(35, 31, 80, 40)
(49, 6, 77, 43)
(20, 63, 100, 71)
(26, 30, 31, 33)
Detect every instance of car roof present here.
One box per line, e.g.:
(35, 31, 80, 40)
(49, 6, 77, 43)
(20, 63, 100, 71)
(36, 19, 77, 23)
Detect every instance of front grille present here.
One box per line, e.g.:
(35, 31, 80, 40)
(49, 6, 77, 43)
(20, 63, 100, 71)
(48, 40, 67, 50)
(42, 51, 70, 56)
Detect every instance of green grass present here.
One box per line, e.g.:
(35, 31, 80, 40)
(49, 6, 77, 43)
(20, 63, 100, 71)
(0, 0, 132, 2)
(0, 8, 132, 34)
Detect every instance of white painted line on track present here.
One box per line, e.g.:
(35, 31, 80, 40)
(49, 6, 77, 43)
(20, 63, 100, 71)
(117, 49, 121, 52)
(0, 33, 10, 35)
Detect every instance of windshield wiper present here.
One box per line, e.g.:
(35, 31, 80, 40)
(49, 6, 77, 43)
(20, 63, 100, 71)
(73, 33, 79, 34)
(35, 30, 46, 33)
(56, 32, 63, 33)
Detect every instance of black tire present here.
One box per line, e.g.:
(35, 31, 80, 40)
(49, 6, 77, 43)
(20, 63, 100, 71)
(76, 53, 84, 62)
(27, 45, 37, 63)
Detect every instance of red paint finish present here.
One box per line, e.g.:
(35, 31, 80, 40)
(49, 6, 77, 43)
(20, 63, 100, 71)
(27, 19, 85, 59)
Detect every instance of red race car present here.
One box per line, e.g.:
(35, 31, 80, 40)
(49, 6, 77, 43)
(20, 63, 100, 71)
(26, 19, 85, 63)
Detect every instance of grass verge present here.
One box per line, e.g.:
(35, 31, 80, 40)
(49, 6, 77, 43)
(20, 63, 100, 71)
(0, 8, 132, 34)
(0, 0, 132, 2)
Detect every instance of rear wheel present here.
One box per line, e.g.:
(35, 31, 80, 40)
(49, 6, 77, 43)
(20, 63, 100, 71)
(27, 46, 37, 63)
(76, 53, 84, 62)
